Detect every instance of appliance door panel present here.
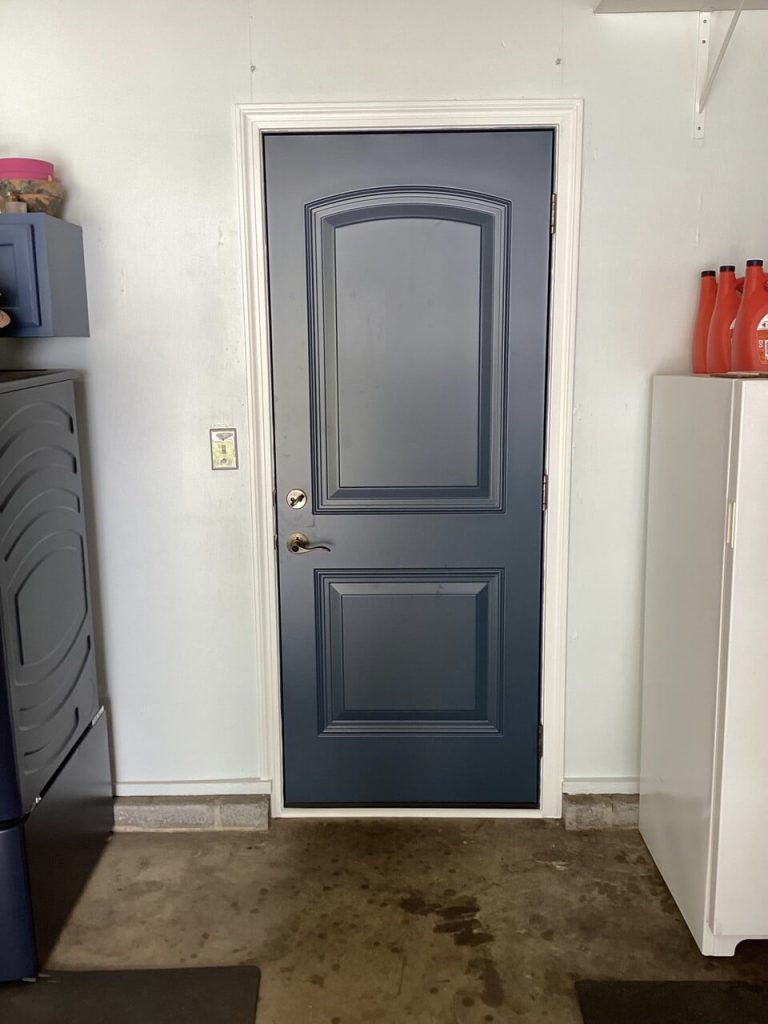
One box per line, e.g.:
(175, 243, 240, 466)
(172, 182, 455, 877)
(0, 823, 36, 982)
(0, 675, 21, 821)
(25, 710, 113, 966)
(0, 380, 99, 812)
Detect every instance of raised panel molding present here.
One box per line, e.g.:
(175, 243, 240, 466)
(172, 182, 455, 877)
(306, 187, 510, 513)
(315, 568, 504, 735)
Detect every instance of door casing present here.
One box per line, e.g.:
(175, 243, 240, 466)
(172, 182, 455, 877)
(236, 99, 583, 819)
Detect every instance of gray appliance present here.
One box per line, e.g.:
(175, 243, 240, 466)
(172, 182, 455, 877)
(0, 370, 113, 981)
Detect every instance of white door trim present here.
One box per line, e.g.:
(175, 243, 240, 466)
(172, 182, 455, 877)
(236, 99, 583, 819)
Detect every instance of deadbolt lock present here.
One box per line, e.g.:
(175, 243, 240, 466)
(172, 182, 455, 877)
(286, 488, 307, 509)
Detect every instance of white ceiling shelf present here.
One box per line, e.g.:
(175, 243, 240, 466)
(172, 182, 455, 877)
(595, 2, 768, 12)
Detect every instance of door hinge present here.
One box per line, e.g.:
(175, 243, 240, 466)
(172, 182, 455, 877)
(542, 473, 549, 512)
(550, 193, 558, 235)
(538, 723, 544, 759)
(273, 533, 278, 550)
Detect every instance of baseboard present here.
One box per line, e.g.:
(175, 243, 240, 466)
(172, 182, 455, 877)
(562, 776, 640, 795)
(114, 779, 272, 797)
(113, 795, 271, 832)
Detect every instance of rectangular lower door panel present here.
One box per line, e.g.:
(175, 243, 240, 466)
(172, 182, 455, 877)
(282, 559, 537, 807)
(316, 570, 501, 733)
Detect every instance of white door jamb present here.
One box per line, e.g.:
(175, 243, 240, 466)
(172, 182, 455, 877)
(236, 99, 583, 820)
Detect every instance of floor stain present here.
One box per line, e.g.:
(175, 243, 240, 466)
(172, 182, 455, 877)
(400, 894, 494, 947)
(469, 956, 506, 1008)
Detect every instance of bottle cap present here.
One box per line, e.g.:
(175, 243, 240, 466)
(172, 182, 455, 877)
(720, 265, 736, 272)
(746, 259, 764, 267)
(701, 270, 716, 277)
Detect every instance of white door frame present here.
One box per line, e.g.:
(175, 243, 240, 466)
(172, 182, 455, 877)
(236, 100, 583, 819)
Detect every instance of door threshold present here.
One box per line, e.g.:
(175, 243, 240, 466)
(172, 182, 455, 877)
(276, 806, 549, 820)
(286, 801, 538, 810)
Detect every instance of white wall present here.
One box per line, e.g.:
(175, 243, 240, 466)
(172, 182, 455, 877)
(1, 0, 766, 796)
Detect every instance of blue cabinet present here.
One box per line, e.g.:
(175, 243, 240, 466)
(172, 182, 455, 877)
(0, 214, 89, 338)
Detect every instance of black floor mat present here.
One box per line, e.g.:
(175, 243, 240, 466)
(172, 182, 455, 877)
(576, 980, 768, 1024)
(0, 967, 260, 1023)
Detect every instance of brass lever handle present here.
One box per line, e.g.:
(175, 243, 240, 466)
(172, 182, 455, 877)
(286, 532, 331, 554)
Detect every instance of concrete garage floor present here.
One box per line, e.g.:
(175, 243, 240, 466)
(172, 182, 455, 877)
(50, 821, 768, 1023)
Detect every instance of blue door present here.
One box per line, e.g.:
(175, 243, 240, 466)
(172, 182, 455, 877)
(264, 130, 553, 806)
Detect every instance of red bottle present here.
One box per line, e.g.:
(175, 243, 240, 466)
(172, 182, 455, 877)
(706, 266, 742, 374)
(731, 259, 768, 373)
(691, 270, 717, 373)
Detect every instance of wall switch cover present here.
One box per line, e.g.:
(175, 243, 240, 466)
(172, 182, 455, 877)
(210, 428, 238, 470)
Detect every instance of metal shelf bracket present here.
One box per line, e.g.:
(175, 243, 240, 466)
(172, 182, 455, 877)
(694, 2, 745, 138)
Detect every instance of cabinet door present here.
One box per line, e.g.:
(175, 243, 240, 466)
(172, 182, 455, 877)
(711, 382, 768, 939)
(0, 380, 99, 812)
(639, 375, 735, 949)
(0, 223, 43, 331)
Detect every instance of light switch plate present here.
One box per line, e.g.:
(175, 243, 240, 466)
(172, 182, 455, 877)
(210, 427, 238, 470)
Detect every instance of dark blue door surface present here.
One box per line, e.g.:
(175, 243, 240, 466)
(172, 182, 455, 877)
(264, 130, 553, 806)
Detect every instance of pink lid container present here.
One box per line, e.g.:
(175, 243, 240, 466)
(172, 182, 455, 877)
(0, 158, 54, 180)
